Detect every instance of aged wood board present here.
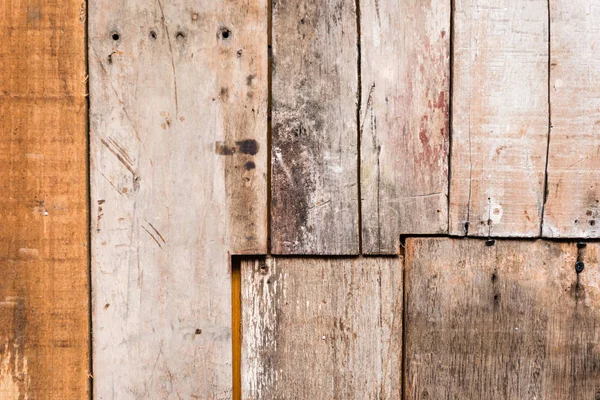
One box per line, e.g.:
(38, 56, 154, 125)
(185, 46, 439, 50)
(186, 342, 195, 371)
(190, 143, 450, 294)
(542, 0, 600, 238)
(89, 0, 267, 397)
(405, 238, 600, 399)
(0, 0, 89, 398)
(449, 0, 549, 237)
(241, 257, 402, 399)
(359, 0, 450, 254)
(270, 0, 360, 255)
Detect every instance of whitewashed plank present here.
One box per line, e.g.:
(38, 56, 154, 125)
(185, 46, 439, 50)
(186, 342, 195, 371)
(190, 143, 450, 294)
(449, 0, 549, 237)
(89, 1, 267, 397)
(241, 257, 402, 399)
(542, 0, 600, 237)
(360, 0, 450, 254)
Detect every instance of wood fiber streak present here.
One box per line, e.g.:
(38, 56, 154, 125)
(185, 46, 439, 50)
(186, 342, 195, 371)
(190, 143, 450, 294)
(89, 0, 267, 397)
(0, 0, 89, 398)
(271, 0, 360, 255)
(450, 0, 549, 237)
(543, 0, 600, 238)
(360, 0, 450, 254)
(405, 238, 600, 399)
(241, 257, 402, 399)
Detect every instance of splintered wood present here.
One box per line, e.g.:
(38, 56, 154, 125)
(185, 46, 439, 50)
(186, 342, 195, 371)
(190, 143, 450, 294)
(0, 0, 89, 398)
(359, 0, 450, 254)
(89, 0, 267, 397)
(405, 238, 600, 399)
(450, 0, 549, 237)
(543, 0, 600, 238)
(241, 257, 402, 399)
(270, 0, 360, 255)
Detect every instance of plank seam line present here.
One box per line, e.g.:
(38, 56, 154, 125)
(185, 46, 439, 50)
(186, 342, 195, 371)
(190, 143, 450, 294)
(355, 0, 363, 254)
(267, 0, 273, 253)
(448, 0, 455, 237)
(540, 0, 552, 235)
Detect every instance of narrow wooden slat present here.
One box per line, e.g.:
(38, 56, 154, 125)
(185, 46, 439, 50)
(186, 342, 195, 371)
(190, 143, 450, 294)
(89, 0, 267, 397)
(242, 257, 402, 399)
(542, 0, 600, 237)
(405, 238, 600, 399)
(0, 1, 89, 398)
(271, 0, 360, 255)
(359, 0, 450, 254)
(449, 0, 549, 237)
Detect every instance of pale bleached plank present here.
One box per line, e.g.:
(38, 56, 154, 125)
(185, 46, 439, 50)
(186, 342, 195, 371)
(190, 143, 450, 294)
(0, 0, 89, 397)
(405, 238, 600, 399)
(242, 257, 402, 399)
(271, 0, 360, 255)
(542, 0, 600, 237)
(449, 0, 549, 236)
(89, 0, 267, 397)
(360, 0, 450, 254)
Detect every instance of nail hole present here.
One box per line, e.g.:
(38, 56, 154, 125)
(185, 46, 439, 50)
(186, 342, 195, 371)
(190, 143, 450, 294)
(486, 239, 495, 247)
(577, 242, 587, 249)
(149, 30, 157, 40)
(112, 32, 120, 41)
(590, 220, 596, 226)
(195, 328, 202, 335)
(575, 261, 585, 274)
(176, 31, 185, 40)
(221, 28, 231, 39)
(491, 273, 497, 283)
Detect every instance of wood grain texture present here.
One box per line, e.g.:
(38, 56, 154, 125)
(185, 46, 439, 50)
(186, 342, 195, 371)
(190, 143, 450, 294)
(271, 0, 360, 255)
(89, 0, 267, 397)
(542, 0, 600, 237)
(0, 0, 89, 398)
(360, 0, 450, 254)
(241, 257, 402, 399)
(449, 0, 549, 237)
(405, 238, 600, 399)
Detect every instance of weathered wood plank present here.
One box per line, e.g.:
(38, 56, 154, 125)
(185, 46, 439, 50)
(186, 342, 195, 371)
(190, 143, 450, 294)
(0, 1, 89, 398)
(542, 0, 600, 237)
(89, 0, 267, 397)
(449, 0, 549, 237)
(242, 257, 402, 399)
(405, 238, 600, 399)
(271, 0, 360, 255)
(360, 0, 450, 254)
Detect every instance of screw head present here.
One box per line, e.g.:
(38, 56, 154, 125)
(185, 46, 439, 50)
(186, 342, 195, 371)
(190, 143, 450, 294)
(575, 261, 585, 274)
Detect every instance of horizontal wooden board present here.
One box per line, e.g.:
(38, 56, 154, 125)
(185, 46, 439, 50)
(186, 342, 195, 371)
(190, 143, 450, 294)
(89, 0, 267, 397)
(241, 257, 402, 399)
(271, 0, 360, 255)
(359, 0, 450, 254)
(542, 0, 600, 237)
(0, 0, 89, 398)
(405, 238, 600, 399)
(449, 0, 549, 237)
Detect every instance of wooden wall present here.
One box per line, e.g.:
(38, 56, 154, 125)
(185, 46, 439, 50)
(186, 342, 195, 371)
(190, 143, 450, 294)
(2, 0, 600, 398)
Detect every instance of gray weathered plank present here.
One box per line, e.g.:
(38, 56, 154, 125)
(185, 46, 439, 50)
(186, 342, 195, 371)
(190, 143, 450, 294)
(360, 0, 450, 254)
(449, 0, 549, 237)
(89, 0, 267, 397)
(242, 257, 402, 399)
(542, 0, 600, 238)
(271, 0, 360, 255)
(405, 238, 600, 399)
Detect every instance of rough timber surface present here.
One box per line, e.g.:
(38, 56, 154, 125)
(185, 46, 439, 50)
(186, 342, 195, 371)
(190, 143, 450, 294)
(0, 0, 89, 398)
(241, 257, 402, 399)
(405, 238, 600, 399)
(270, 0, 360, 255)
(359, 0, 450, 254)
(89, 0, 267, 398)
(543, 0, 600, 238)
(449, 0, 549, 237)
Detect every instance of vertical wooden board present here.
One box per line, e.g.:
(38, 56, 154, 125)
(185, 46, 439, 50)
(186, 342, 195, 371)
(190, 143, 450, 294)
(89, 0, 267, 397)
(449, 0, 549, 237)
(241, 257, 402, 399)
(0, 1, 89, 399)
(271, 0, 360, 255)
(360, 0, 450, 254)
(542, 0, 600, 238)
(405, 238, 600, 399)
